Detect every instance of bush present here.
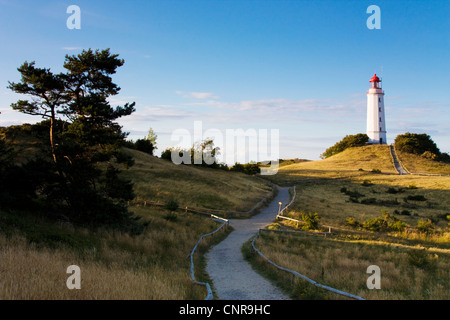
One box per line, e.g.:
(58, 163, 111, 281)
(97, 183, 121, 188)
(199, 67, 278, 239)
(394, 209, 411, 216)
(360, 198, 377, 205)
(134, 139, 155, 155)
(362, 210, 406, 232)
(320, 133, 369, 159)
(345, 217, 361, 228)
(386, 187, 404, 194)
(301, 213, 320, 230)
(416, 219, 434, 234)
(405, 195, 427, 202)
(164, 198, 179, 211)
(230, 162, 261, 175)
(395, 132, 446, 162)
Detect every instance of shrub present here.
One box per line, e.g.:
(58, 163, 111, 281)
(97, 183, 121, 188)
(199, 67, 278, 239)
(320, 133, 369, 159)
(345, 217, 361, 228)
(230, 162, 261, 175)
(416, 219, 434, 234)
(386, 187, 404, 194)
(405, 195, 427, 202)
(361, 198, 377, 205)
(393, 209, 411, 216)
(134, 139, 155, 155)
(362, 210, 406, 232)
(301, 213, 320, 230)
(164, 198, 179, 211)
(394, 132, 445, 161)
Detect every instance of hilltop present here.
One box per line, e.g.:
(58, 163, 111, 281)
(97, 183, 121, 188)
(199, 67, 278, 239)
(263, 144, 450, 186)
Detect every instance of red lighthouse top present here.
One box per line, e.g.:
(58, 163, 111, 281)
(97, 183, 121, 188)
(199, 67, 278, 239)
(370, 74, 381, 83)
(369, 73, 382, 89)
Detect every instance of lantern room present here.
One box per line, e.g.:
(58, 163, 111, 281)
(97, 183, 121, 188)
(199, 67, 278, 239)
(369, 74, 382, 89)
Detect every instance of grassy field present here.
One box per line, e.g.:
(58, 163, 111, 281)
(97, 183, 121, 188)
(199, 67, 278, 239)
(0, 205, 233, 299)
(250, 145, 450, 300)
(246, 230, 450, 300)
(121, 148, 272, 212)
(396, 150, 450, 175)
(0, 146, 272, 299)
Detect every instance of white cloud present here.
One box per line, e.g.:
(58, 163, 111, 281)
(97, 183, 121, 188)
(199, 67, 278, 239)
(61, 46, 83, 51)
(175, 91, 219, 99)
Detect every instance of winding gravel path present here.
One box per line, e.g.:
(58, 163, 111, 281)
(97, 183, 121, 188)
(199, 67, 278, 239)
(205, 186, 292, 300)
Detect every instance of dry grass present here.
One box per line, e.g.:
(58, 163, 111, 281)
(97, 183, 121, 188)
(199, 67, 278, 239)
(0, 206, 229, 300)
(396, 150, 450, 175)
(120, 148, 272, 211)
(249, 145, 450, 300)
(252, 231, 450, 300)
(264, 145, 397, 186)
(281, 174, 450, 230)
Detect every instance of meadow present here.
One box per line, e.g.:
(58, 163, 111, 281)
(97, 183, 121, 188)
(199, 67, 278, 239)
(247, 145, 450, 300)
(0, 148, 271, 300)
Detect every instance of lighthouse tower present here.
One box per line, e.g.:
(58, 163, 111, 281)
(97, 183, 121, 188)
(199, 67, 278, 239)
(367, 73, 387, 144)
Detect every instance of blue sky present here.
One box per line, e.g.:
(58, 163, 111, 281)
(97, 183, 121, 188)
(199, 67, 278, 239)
(0, 0, 449, 161)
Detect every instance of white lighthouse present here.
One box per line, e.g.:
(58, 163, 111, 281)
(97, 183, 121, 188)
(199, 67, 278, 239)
(366, 73, 387, 144)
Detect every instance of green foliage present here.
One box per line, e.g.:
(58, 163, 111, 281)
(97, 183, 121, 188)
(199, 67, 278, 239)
(395, 132, 448, 162)
(416, 219, 434, 234)
(345, 217, 361, 228)
(362, 210, 406, 232)
(160, 141, 229, 171)
(164, 198, 179, 212)
(320, 133, 369, 159)
(301, 213, 320, 230)
(405, 195, 427, 202)
(134, 138, 155, 155)
(360, 198, 377, 205)
(7, 49, 143, 234)
(386, 187, 404, 194)
(230, 162, 261, 175)
(146, 128, 158, 150)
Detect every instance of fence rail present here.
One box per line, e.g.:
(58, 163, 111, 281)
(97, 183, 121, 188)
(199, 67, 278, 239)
(131, 185, 278, 218)
(189, 214, 229, 300)
(251, 229, 365, 300)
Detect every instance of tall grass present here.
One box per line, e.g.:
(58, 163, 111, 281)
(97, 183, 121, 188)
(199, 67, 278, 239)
(249, 231, 450, 300)
(120, 148, 272, 211)
(0, 206, 229, 299)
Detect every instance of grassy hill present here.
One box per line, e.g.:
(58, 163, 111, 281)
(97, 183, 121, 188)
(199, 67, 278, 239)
(248, 144, 450, 300)
(396, 149, 450, 175)
(121, 148, 272, 212)
(0, 128, 273, 299)
(264, 145, 397, 185)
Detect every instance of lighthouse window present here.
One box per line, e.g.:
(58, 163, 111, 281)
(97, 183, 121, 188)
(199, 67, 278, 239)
(379, 107, 381, 112)
(380, 117, 382, 122)
(379, 98, 381, 102)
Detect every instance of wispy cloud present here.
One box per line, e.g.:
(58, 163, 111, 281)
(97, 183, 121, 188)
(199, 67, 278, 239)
(61, 46, 83, 51)
(175, 91, 219, 99)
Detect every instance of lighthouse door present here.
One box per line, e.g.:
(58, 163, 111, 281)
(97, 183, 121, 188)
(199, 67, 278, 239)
(380, 138, 383, 144)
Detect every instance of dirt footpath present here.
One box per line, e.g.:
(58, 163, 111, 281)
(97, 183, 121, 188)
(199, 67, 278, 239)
(205, 186, 292, 300)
